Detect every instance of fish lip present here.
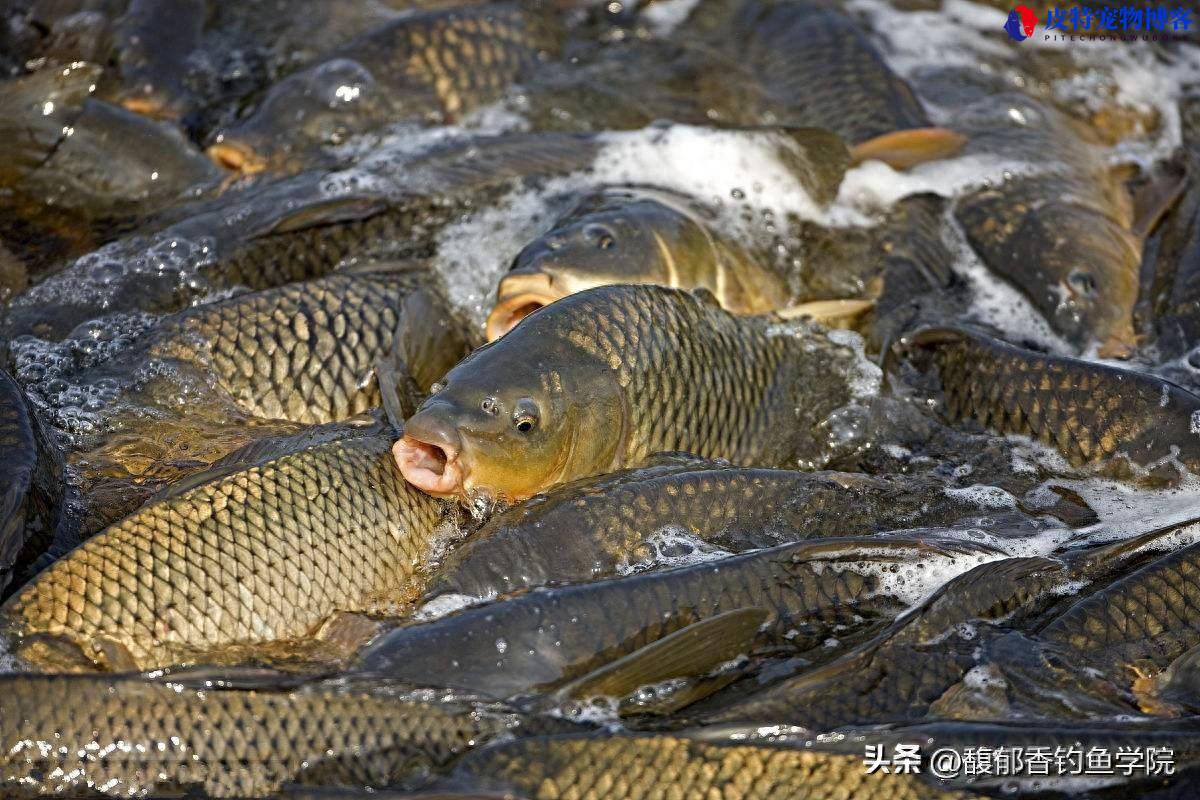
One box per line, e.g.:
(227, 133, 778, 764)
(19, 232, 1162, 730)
(486, 273, 564, 341)
(393, 434, 465, 497)
(206, 140, 267, 174)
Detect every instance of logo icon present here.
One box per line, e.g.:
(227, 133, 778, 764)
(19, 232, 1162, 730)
(1004, 5, 1037, 40)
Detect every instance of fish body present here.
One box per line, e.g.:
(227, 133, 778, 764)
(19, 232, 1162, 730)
(429, 464, 982, 600)
(0, 368, 60, 595)
(0, 672, 544, 798)
(209, 3, 563, 173)
(1041, 540, 1200, 672)
(706, 556, 1072, 729)
(150, 266, 430, 424)
(898, 326, 1200, 475)
(954, 94, 1142, 356)
(21, 98, 221, 213)
(5, 131, 598, 339)
(706, 522, 1195, 729)
(0, 62, 101, 189)
(360, 538, 925, 699)
(109, 0, 206, 119)
(694, 0, 929, 143)
(490, 183, 816, 339)
(413, 732, 972, 800)
(0, 415, 446, 670)
(397, 284, 863, 502)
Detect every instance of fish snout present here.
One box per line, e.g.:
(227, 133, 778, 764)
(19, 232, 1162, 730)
(393, 408, 466, 497)
(486, 269, 561, 341)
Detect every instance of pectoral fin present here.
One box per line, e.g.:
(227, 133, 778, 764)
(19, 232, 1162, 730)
(850, 127, 967, 170)
(775, 299, 875, 327)
(1129, 163, 1188, 240)
(556, 607, 769, 701)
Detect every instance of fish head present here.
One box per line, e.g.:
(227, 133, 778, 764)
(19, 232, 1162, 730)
(207, 59, 387, 174)
(487, 192, 705, 340)
(395, 327, 623, 503)
(1035, 205, 1141, 357)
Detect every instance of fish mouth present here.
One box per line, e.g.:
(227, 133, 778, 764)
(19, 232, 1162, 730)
(393, 434, 465, 497)
(486, 272, 565, 341)
(206, 140, 268, 174)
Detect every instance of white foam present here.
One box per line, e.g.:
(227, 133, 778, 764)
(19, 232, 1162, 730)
(944, 484, 1019, 510)
(590, 126, 829, 224)
(550, 695, 625, 731)
(832, 154, 1030, 218)
(826, 546, 1003, 607)
(413, 592, 491, 622)
(640, 0, 703, 35)
(432, 187, 563, 327)
(825, 329, 883, 401)
(615, 526, 733, 576)
(1034, 475, 1200, 546)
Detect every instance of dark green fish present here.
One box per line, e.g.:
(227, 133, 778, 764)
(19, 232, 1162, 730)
(404, 732, 974, 800)
(895, 326, 1200, 477)
(396, 284, 865, 503)
(360, 538, 957, 700)
(1144, 94, 1200, 359)
(0, 414, 447, 671)
(428, 463, 984, 601)
(493, 186, 956, 345)
(19, 98, 221, 216)
(0, 671, 560, 798)
(1041, 538, 1200, 676)
(689, 0, 923, 142)
(4, 131, 598, 339)
(209, 3, 564, 174)
(108, 0, 206, 119)
(0, 62, 100, 189)
(0, 367, 61, 595)
(489, 186, 804, 339)
(704, 524, 1190, 729)
(954, 92, 1146, 356)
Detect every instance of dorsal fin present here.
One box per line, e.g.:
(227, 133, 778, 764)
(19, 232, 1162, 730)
(145, 414, 388, 504)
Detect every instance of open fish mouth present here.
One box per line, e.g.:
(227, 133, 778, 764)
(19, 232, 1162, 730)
(486, 272, 566, 340)
(393, 434, 465, 497)
(206, 140, 268, 174)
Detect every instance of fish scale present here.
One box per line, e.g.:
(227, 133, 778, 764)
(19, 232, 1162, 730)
(429, 465, 980, 602)
(360, 538, 911, 699)
(555, 289, 803, 466)
(149, 269, 428, 424)
(908, 328, 1200, 473)
(424, 733, 972, 800)
(0, 672, 536, 797)
(725, 0, 929, 142)
(0, 419, 445, 670)
(1041, 541, 1200, 670)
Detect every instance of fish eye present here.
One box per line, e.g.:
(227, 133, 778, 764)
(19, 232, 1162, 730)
(1067, 270, 1096, 297)
(583, 223, 615, 250)
(513, 398, 540, 433)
